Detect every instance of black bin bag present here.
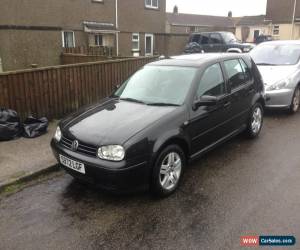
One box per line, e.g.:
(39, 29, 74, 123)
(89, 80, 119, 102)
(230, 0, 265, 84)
(23, 116, 49, 138)
(0, 108, 22, 141)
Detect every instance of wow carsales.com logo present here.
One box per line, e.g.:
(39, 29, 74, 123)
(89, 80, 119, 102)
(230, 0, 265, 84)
(241, 236, 296, 247)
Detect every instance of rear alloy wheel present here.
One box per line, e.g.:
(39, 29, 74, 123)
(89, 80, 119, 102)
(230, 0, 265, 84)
(246, 103, 263, 138)
(151, 145, 185, 197)
(289, 87, 300, 114)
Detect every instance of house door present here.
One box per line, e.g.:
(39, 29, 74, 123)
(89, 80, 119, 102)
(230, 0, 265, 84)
(145, 34, 154, 56)
(254, 30, 260, 42)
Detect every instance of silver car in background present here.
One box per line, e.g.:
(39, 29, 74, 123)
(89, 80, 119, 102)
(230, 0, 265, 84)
(250, 41, 300, 113)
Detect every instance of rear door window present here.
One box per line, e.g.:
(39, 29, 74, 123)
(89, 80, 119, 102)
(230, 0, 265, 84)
(223, 59, 246, 90)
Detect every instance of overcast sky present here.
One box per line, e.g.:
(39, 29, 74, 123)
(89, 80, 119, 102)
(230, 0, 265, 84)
(166, 0, 267, 17)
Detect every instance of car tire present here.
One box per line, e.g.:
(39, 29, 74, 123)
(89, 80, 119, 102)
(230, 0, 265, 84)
(289, 86, 300, 114)
(151, 145, 186, 197)
(246, 102, 264, 138)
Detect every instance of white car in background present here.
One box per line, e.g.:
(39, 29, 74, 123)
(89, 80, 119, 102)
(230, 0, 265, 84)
(250, 41, 300, 113)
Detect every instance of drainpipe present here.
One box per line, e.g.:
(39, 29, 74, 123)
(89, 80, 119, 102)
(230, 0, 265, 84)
(0, 57, 3, 73)
(115, 0, 119, 56)
(291, 0, 297, 39)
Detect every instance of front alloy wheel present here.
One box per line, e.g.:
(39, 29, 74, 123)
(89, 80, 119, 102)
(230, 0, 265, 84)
(151, 145, 185, 197)
(159, 152, 182, 191)
(290, 87, 300, 114)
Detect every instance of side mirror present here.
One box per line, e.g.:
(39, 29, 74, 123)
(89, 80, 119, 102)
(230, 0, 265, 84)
(193, 95, 218, 110)
(113, 84, 120, 91)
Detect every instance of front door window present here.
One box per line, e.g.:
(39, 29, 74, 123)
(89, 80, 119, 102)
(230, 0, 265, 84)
(223, 59, 246, 90)
(197, 63, 225, 98)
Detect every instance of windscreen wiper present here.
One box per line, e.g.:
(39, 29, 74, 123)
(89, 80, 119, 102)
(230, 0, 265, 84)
(256, 63, 277, 66)
(147, 102, 180, 107)
(119, 97, 146, 104)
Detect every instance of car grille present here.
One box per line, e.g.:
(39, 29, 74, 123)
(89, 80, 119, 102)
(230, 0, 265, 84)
(60, 135, 98, 157)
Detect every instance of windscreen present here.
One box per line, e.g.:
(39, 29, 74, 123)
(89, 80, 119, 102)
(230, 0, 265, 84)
(115, 66, 197, 105)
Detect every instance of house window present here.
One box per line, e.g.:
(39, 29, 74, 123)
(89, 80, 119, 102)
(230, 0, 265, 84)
(132, 33, 140, 51)
(273, 25, 280, 36)
(95, 34, 103, 46)
(145, 0, 158, 9)
(190, 26, 196, 32)
(62, 31, 75, 48)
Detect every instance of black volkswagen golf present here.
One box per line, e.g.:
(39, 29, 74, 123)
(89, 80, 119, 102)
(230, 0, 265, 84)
(51, 53, 265, 197)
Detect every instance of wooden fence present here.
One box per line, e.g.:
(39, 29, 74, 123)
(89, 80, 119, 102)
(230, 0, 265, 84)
(0, 56, 158, 120)
(61, 53, 133, 65)
(63, 46, 114, 56)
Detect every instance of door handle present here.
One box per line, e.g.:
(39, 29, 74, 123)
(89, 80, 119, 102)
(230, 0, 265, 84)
(224, 101, 231, 108)
(246, 88, 255, 96)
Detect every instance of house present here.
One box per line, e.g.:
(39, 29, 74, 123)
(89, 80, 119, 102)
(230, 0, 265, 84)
(118, 0, 166, 57)
(0, 0, 116, 71)
(266, 0, 300, 40)
(0, 0, 166, 71)
(166, 12, 235, 34)
(235, 15, 272, 42)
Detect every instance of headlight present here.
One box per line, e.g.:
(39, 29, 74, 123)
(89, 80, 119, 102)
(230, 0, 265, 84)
(54, 126, 62, 142)
(243, 47, 251, 52)
(267, 80, 289, 91)
(97, 145, 125, 161)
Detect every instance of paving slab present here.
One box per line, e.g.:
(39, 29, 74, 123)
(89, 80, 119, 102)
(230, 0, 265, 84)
(0, 121, 58, 188)
(1, 113, 300, 250)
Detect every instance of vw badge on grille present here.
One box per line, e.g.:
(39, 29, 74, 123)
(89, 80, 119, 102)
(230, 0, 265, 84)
(72, 140, 79, 151)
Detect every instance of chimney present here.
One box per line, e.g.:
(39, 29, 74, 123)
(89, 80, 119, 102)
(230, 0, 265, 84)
(173, 5, 178, 14)
(228, 11, 233, 17)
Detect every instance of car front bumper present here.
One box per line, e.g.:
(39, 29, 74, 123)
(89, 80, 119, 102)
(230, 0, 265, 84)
(51, 139, 151, 193)
(265, 88, 294, 109)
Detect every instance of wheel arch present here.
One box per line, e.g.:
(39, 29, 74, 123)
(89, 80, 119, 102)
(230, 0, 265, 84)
(151, 136, 190, 166)
(251, 93, 265, 108)
(226, 48, 242, 53)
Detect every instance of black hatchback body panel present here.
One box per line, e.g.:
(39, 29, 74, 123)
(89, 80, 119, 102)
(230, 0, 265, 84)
(51, 53, 264, 192)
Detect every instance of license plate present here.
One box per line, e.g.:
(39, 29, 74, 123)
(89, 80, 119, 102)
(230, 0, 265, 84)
(59, 155, 85, 174)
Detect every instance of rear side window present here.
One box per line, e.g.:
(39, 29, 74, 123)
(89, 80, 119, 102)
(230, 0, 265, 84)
(210, 33, 223, 44)
(200, 34, 210, 45)
(223, 59, 245, 90)
(239, 59, 252, 81)
(197, 63, 225, 97)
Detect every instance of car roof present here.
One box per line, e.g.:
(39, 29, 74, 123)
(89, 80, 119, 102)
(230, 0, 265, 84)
(148, 53, 249, 67)
(190, 31, 231, 35)
(259, 40, 300, 45)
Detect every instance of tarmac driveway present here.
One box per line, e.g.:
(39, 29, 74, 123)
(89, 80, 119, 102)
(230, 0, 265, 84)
(0, 111, 299, 250)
